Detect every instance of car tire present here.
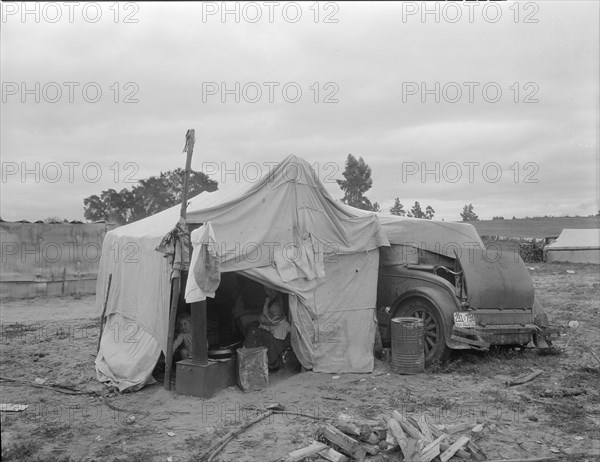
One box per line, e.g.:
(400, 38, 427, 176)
(394, 298, 451, 368)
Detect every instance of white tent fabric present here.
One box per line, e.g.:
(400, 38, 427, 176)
(546, 229, 600, 264)
(95, 155, 389, 391)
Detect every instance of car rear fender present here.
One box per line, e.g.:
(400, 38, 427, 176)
(391, 286, 460, 349)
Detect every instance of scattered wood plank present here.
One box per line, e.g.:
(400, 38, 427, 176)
(439, 435, 470, 462)
(318, 447, 349, 462)
(393, 412, 425, 441)
(282, 441, 328, 462)
(404, 439, 422, 462)
(420, 434, 446, 462)
(388, 418, 410, 455)
(417, 414, 434, 443)
(318, 425, 366, 461)
(440, 442, 471, 460)
(334, 419, 361, 437)
(445, 421, 473, 435)
(360, 442, 380, 456)
(506, 370, 543, 387)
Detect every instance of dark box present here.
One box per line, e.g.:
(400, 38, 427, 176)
(175, 358, 237, 398)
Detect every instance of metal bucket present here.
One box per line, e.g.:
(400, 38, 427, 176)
(390, 317, 424, 374)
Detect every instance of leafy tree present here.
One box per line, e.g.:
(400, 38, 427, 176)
(460, 203, 479, 222)
(337, 154, 378, 211)
(83, 169, 218, 224)
(410, 201, 424, 218)
(390, 198, 406, 216)
(425, 205, 435, 220)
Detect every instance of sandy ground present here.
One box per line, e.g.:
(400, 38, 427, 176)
(1, 262, 599, 462)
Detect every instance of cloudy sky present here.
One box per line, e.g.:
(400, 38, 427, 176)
(1, 1, 598, 222)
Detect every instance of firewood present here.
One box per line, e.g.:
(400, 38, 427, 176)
(417, 414, 434, 443)
(335, 420, 361, 437)
(387, 418, 410, 455)
(404, 439, 422, 462)
(440, 443, 471, 459)
(362, 431, 379, 445)
(400, 420, 426, 441)
(420, 434, 446, 462)
(282, 441, 329, 462)
(467, 440, 487, 461)
(318, 447, 349, 462)
(384, 431, 399, 450)
(440, 435, 470, 462)
(318, 425, 367, 461)
(360, 442, 381, 456)
(445, 422, 473, 435)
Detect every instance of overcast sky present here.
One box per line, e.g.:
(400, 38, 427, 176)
(1, 1, 598, 222)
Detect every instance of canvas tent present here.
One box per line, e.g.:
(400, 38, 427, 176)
(546, 229, 600, 264)
(94, 155, 389, 391)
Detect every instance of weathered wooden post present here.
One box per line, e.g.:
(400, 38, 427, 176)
(164, 129, 197, 390)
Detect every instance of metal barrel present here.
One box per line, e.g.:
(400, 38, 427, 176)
(390, 317, 424, 374)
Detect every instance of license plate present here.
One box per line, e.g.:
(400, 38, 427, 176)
(454, 312, 476, 328)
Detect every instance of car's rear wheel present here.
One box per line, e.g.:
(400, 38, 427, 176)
(394, 298, 450, 367)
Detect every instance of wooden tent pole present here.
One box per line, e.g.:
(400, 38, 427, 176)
(164, 129, 196, 390)
(163, 275, 181, 390)
(180, 129, 195, 220)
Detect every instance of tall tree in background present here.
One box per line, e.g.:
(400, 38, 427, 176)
(460, 203, 479, 222)
(337, 154, 378, 211)
(425, 205, 435, 220)
(410, 201, 424, 218)
(390, 198, 406, 216)
(84, 169, 218, 224)
(406, 201, 435, 219)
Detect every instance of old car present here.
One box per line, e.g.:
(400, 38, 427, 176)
(375, 216, 552, 367)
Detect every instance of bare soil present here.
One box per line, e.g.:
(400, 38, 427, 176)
(1, 263, 599, 462)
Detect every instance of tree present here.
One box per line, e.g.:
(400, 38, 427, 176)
(337, 154, 378, 211)
(460, 203, 479, 222)
(83, 169, 218, 224)
(390, 198, 406, 216)
(425, 205, 435, 220)
(410, 201, 424, 218)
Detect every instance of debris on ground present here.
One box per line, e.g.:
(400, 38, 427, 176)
(0, 403, 28, 412)
(279, 411, 488, 462)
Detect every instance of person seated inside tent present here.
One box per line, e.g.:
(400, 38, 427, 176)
(173, 312, 193, 361)
(244, 287, 291, 370)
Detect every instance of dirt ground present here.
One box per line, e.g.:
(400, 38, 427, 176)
(1, 262, 599, 462)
